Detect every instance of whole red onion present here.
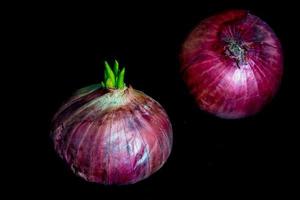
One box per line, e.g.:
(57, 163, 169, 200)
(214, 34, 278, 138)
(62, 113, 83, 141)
(51, 61, 173, 185)
(180, 10, 283, 119)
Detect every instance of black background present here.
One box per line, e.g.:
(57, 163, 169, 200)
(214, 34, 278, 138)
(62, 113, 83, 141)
(13, 0, 298, 198)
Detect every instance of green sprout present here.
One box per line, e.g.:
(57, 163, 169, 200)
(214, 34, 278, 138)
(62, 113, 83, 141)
(100, 60, 126, 89)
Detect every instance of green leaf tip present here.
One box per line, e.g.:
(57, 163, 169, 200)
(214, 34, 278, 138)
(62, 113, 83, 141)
(104, 61, 115, 86)
(117, 67, 125, 89)
(101, 60, 126, 89)
(113, 60, 119, 77)
(100, 81, 105, 88)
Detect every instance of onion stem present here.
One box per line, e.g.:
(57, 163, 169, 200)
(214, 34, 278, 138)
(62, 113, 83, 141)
(101, 60, 126, 89)
(225, 39, 246, 67)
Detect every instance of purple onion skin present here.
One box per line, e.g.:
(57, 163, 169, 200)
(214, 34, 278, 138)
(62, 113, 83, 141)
(51, 85, 173, 185)
(180, 10, 283, 119)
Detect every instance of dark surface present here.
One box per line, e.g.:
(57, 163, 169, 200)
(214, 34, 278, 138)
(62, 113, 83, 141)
(14, 0, 298, 198)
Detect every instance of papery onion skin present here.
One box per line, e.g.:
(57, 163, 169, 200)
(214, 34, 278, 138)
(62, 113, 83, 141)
(180, 10, 283, 119)
(51, 85, 172, 185)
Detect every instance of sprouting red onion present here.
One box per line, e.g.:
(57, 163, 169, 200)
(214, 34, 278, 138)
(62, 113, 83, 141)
(180, 10, 283, 119)
(51, 61, 173, 185)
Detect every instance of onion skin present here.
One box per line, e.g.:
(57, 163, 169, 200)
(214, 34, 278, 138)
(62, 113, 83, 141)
(180, 10, 283, 119)
(51, 85, 172, 185)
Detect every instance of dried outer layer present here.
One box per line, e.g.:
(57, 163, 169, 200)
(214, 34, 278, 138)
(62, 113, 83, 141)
(51, 85, 173, 185)
(180, 10, 283, 119)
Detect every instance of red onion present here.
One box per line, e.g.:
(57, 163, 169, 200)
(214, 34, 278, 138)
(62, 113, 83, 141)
(51, 61, 173, 185)
(180, 10, 283, 119)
